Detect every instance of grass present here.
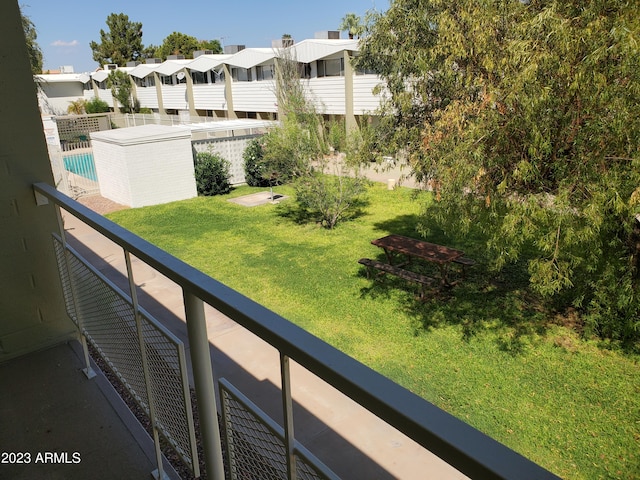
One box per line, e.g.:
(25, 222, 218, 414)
(107, 184, 640, 480)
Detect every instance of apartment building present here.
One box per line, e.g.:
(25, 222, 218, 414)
(36, 35, 384, 132)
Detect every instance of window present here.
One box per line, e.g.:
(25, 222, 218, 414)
(213, 70, 225, 83)
(96, 80, 107, 89)
(256, 65, 274, 81)
(160, 75, 174, 85)
(134, 77, 155, 87)
(298, 63, 311, 79)
(83, 82, 92, 91)
(231, 68, 252, 82)
(317, 58, 344, 77)
(191, 71, 209, 84)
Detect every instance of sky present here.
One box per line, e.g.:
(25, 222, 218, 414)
(21, 0, 389, 74)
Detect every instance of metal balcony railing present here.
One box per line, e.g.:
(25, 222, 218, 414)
(34, 182, 560, 480)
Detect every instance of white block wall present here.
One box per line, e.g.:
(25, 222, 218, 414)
(192, 134, 262, 185)
(91, 125, 197, 208)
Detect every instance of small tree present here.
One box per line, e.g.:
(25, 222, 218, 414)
(243, 138, 270, 187)
(327, 119, 346, 154)
(260, 117, 320, 184)
(67, 99, 86, 115)
(107, 70, 136, 113)
(294, 168, 370, 229)
(194, 152, 231, 196)
(339, 13, 364, 40)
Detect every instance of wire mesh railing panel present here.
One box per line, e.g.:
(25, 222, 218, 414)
(53, 237, 77, 324)
(221, 385, 288, 479)
(220, 378, 339, 480)
(140, 314, 199, 473)
(52, 235, 199, 475)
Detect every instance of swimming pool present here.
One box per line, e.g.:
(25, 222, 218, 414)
(62, 152, 97, 182)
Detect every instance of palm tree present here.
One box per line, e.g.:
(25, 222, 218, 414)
(339, 13, 363, 39)
(67, 99, 87, 115)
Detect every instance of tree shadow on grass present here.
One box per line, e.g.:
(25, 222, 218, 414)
(404, 260, 552, 355)
(364, 215, 553, 355)
(371, 214, 424, 238)
(275, 197, 371, 227)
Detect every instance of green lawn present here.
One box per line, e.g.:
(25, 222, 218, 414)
(107, 184, 640, 480)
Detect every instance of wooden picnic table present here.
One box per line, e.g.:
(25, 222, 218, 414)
(371, 234, 465, 286)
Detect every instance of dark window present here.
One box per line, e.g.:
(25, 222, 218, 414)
(256, 65, 274, 81)
(232, 67, 252, 82)
(317, 58, 344, 77)
(191, 71, 208, 84)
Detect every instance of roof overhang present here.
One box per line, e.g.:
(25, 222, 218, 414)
(290, 39, 359, 64)
(186, 54, 232, 73)
(225, 48, 277, 69)
(91, 71, 110, 82)
(129, 64, 161, 79)
(155, 60, 192, 76)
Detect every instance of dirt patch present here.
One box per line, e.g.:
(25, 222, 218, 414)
(77, 194, 129, 215)
(228, 191, 287, 207)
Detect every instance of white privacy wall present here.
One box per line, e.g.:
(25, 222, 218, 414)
(91, 125, 197, 208)
(192, 135, 261, 185)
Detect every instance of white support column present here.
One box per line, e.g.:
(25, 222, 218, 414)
(184, 291, 226, 480)
(281, 353, 297, 480)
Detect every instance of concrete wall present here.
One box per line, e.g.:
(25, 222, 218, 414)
(36, 81, 85, 115)
(0, 0, 75, 362)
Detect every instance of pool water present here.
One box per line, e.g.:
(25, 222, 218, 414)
(62, 152, 97, 182)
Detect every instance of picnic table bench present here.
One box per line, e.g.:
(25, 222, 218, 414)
(359, 234, 476, 299)
(358, 258, 435, 300)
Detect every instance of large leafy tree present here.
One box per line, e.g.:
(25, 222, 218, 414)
(198, 39, 222, 54)
(356, 0, 640, 341)
(90, 13, 144, 66)
(155, 32, 222, 60)
(156, 32, 200, 59)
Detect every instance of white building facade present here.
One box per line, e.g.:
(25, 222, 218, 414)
(36, 36, 385, 131)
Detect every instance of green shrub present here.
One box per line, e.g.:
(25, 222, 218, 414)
(194, 151, 232, 196)
(242, 138, 270, 187)
(294, 171, 370, 229)
(85, 97, 110, 114)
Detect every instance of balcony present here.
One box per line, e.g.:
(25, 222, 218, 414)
(0, 183, 560, 480)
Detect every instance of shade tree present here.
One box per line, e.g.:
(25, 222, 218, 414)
(355, 0, 640, 342)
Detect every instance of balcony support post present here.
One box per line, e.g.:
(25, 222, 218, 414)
(124, 251, 168, 480)
(54, 207, 96, 379)
(280, 353, 297, 480)
(184, 291, 225, 480)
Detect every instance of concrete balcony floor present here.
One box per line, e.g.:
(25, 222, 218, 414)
(0, 341, 175, 480)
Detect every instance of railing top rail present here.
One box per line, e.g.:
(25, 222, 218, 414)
(34, 182, 559, 480)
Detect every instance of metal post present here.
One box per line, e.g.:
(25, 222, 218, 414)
(184, 291, 225, 480)
(280, 354, 297, 480)
(124, 251, 167, 480)
(54, 206, 96, 379)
